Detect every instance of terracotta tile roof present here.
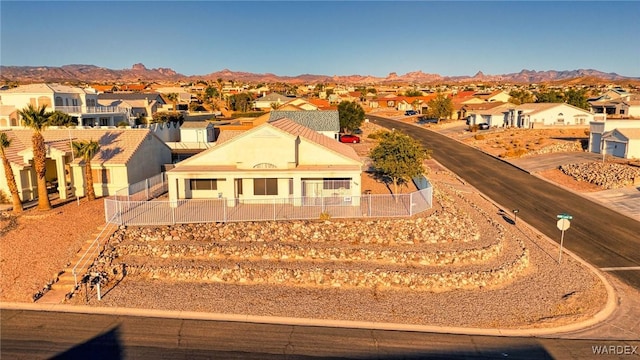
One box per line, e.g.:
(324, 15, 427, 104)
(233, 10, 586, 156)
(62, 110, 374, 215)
(307, 98, 332, 109)
(463, 102, 508, 111)
(215, 130, 246, 145)
(1, 128, 162, 167)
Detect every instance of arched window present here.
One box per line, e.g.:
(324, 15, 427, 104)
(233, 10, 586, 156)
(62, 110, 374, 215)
(55, 96, 63, 106)
(253, 163, 277, 169)
(38, 96, 51, 109)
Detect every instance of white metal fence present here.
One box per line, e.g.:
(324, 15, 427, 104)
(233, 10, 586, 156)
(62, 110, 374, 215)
(114, 173, 168, 202)
(104, 188, 432, 225)
(106, 173, 432, 225)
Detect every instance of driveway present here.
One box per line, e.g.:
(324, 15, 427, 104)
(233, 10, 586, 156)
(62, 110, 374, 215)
(509, 152, 604, 173)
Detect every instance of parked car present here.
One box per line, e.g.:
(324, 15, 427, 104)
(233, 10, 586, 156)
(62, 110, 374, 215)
(339, 134, 361, 143)
(352, 128, 363, 134)
(405, 110, 418, 116)
(478, 123, 490, 130)
(417, 116, 438, 124)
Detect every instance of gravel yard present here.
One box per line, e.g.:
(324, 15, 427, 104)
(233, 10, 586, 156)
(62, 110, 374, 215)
(0, 198, 106, 302)
(67, 167, 607, 329)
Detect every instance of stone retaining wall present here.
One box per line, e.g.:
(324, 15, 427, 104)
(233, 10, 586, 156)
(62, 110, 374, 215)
(88, 179, 530, 293)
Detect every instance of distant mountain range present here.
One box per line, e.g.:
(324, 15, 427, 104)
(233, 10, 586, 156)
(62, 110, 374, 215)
(1, 63, 637, 85)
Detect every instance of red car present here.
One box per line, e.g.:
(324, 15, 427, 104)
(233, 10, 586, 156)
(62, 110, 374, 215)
(339, 134, 360, 143)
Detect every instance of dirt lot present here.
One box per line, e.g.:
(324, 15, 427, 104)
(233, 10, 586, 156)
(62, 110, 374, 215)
(456, 126, 589, 158)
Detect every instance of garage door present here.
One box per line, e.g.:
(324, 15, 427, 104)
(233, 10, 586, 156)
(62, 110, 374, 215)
(605, 141, 626, 158)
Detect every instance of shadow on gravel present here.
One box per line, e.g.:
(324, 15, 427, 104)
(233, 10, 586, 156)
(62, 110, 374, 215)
(497, 209, 557, 262)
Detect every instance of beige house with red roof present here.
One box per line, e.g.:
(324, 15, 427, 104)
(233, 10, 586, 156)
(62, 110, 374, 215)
(0, 128, 171, 202)
(166, 118, 362, 206)
(514, 103, 593, 128)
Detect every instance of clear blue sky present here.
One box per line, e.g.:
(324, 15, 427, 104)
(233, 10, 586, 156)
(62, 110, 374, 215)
(2, 1, 639, 78)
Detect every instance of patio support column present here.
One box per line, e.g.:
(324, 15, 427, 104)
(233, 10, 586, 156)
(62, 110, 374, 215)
(55, 154, 68, 200)
(292, 176, 302, 206)
(168, 175, 179, 207)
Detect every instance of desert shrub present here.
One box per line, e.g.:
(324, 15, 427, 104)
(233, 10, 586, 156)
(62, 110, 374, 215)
(117, 121, 129, 128)
(319, 211, 331, 220)
(367, 130, 388, 140)
(468, 124, 479, 132)
(499, 148, 528, 158)
(474, 134, 485, 140)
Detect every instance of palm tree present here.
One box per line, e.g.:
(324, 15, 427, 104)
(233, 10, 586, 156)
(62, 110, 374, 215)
(0, 132, 23, 213)
(216, 78, 224, 100)
(17, 104, 52, 211)
(167, 92, 179, 112)
(72, 139, 101, 201)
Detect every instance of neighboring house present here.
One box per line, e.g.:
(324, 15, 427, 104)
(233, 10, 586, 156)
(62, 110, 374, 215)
(163, 121, 216, 163)
(466, 103, 515, 127)
(307, 98, 334, 110)
(0, 83, 129, 128)
(97, 92, 166, 123)
(253, 92, 291, 111)
(474, 90, 511, 103)
(513, 103, 593, 128)
(90, 85, 118, 93)
(166, 118, 362, 207)
(179, 121, 215, 143)
(588, 87, 637, 118)
(590, 97, 640, 118)
(0, 129, 171, 202)
(461, 102, 509, 124)
(599, 128, 640, 159)
(268, 110, 340, 139)
(279, 98, 320, 111)
(119, 84, 148, 92)
(588, 118, 640, 154)
(155, 87, 192, 110)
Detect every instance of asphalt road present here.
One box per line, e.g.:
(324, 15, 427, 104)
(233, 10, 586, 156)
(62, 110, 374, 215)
(2, 309, 638, 359)
(368, 115, 640, 290)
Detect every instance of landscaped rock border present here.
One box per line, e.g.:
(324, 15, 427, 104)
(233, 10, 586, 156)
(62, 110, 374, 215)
(84, 175, 530, 295)
(560, 162, 640, 189)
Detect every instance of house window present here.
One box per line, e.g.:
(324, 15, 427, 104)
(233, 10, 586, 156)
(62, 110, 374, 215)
(254, 178, 278, 195)
(323, 178, 351, 190)
(190, 179, 218, 190)
(92, 169, 110, 184)
(289, 178, 293, 195)
(54, 97, 63, 106)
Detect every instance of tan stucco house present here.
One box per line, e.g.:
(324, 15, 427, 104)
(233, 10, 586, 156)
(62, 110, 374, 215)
(166, 118, 363, 206)
(0, 128, 172, 202)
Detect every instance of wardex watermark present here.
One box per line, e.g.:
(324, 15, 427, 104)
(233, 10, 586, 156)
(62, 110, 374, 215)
(592, 345, 638, 355)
